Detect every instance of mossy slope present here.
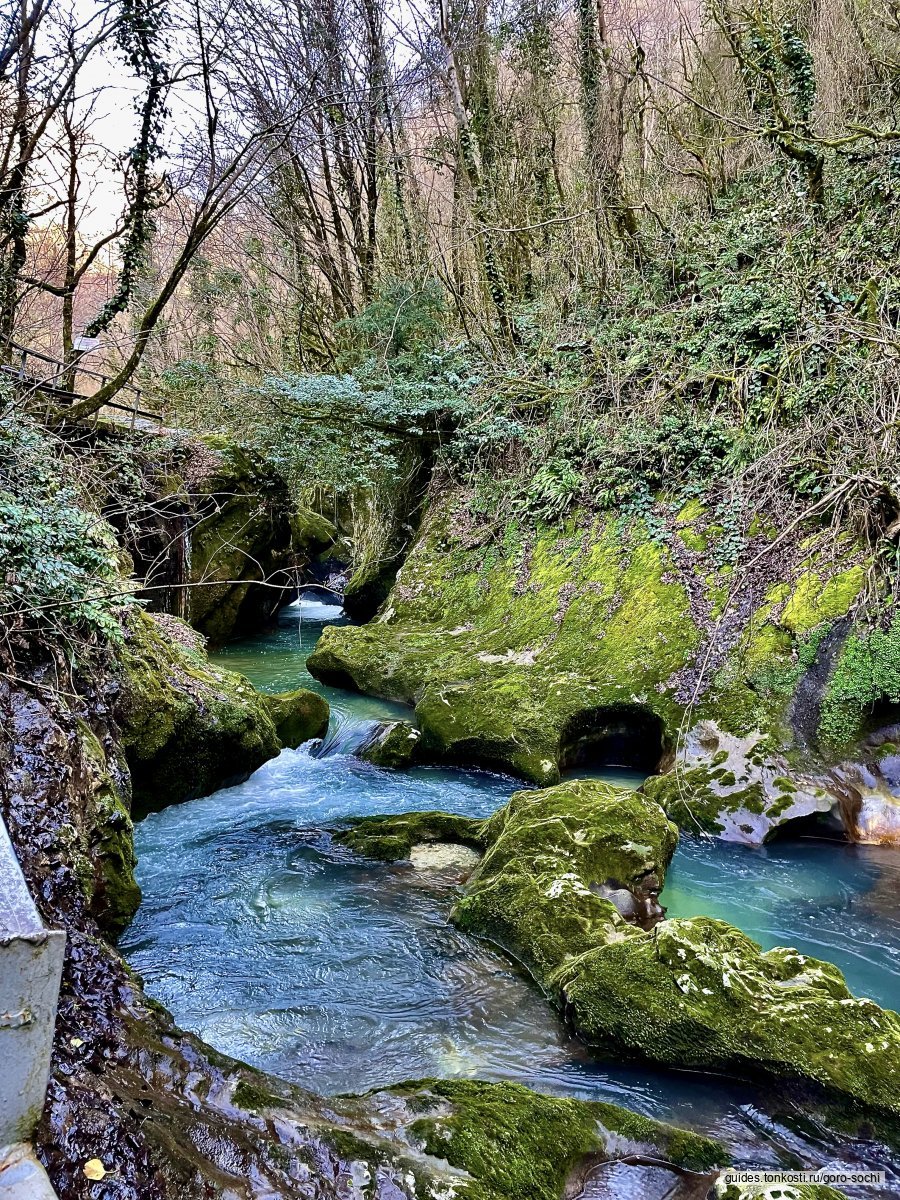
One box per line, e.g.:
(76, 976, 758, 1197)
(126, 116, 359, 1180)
(308, 497, 887, 841)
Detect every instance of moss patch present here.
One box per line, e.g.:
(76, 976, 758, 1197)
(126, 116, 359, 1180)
(398, 1078, 726, 1200)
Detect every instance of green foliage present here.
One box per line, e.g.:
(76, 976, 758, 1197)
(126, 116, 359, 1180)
(0, 408, 131, 646)
(818, 619, 900, 750)
(335, 278, 446, 363)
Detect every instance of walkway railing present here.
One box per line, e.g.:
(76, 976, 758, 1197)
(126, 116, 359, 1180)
(0, 813, 64, 1198)
(1, 340, 161, 429)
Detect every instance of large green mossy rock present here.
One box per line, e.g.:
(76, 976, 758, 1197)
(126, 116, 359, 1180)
(306, 500, 875, 842)
(454, 781, 677, 979)
(263, 688, 329, 748)
(115, 610, 280, 810)
(363, 779, 900, 1123)
(559, 916, 900, 1119)
(391, 1078, 727, 1199)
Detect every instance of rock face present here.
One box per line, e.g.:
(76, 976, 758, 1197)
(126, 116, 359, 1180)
(307, 493, 900, 844)
(115, 610, 284, 812)
(342, 780, 900, 1125)
(643, 721, 839, 845)
(183, 439, 324, 645)
(110, 432, 338, 647)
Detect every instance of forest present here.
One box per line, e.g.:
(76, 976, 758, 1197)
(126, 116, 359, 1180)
(2, 0, 900, 1197)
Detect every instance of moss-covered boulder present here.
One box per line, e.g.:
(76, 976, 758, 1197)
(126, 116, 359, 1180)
(115, 610, 280, 810)
(306, 496, 883, 841)
(454, 781, 677, 980)
(338, 809, 486, 861)
(444, 781, 900, 1121)
(351, 780, 900, 1122)
(559, 916, 900, 1119)
(392, 1078, 727, 1200)
(358, 719, 422, 768)
(263, 687, 329, 748)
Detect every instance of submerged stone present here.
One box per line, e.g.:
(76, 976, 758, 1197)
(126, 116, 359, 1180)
(337, 810, 486, 862)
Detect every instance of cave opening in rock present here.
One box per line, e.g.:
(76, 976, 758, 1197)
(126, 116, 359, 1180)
(860, 699, 900, 745)
(559, 704, 668, 776)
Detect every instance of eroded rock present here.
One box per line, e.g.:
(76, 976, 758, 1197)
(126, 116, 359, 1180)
(116, 610, 282, 810)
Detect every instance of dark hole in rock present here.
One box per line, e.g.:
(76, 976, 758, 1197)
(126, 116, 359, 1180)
(766, 809, 847, 844)
(560, 705, 667, 775)
(862, 700, 900, 747)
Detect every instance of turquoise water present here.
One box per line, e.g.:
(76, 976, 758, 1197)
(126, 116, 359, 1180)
(122, 598, 900, 1187)
(664, 836, 900, 1011)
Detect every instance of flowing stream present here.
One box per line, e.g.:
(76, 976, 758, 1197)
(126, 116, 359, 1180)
(122, 597, 900, 1191)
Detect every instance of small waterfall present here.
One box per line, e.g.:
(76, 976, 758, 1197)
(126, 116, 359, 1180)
(315, 714, 380, 758)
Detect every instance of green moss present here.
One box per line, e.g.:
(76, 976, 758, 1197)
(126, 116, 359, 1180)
(454, 781, 676, 985)
(74, 719, 141, 935)
(309, 511, 697, 782)
(338, 810, 485, 861)
(263, 688, 329, 748)
(818, 617, 900, 752)
(289, 506, 337, 553)
(400, 1079, 726, 1200)
(558, 916, 900, 1119)
(780, 566, 864, 635)
(644, 768, 729, 834)
(116, 610, 280, 810)
(232, 1078, 286, 1113)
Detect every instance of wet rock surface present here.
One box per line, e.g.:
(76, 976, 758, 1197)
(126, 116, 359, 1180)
(115, 610, 283, 812)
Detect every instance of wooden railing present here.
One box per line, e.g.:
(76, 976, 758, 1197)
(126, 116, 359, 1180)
(1, 341, 161, 429)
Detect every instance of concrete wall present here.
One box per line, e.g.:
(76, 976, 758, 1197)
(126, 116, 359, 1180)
(0, 814, 65, 1151)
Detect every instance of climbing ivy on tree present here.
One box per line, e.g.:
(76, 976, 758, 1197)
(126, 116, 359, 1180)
(86, 0, 170, 338)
